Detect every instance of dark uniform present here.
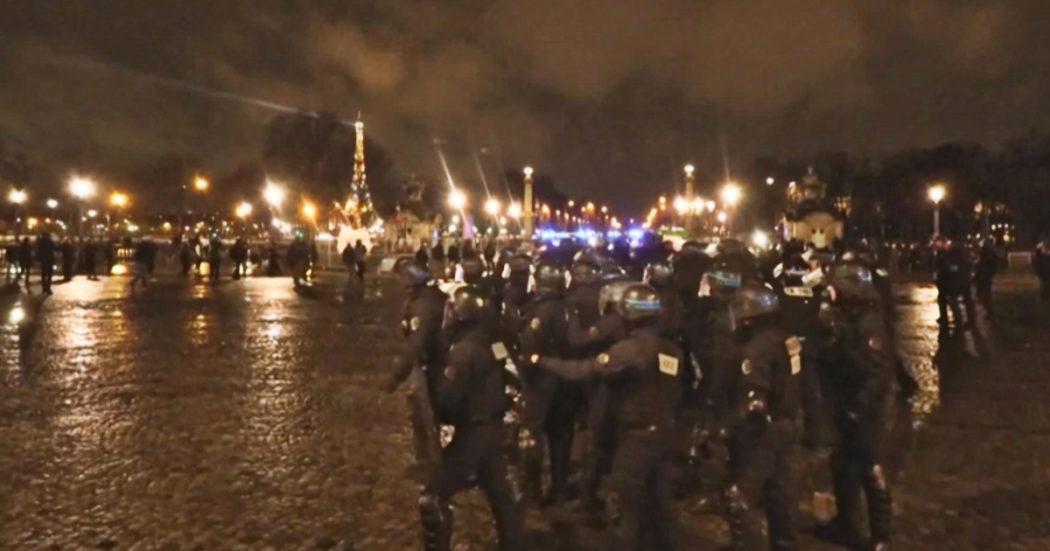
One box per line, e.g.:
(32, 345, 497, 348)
(517, 263, 576, 505)
(723, 282, 803, 551)
(816, 262, 895, 551)
(420, 285, 524, 551)
(387, 259, 446, 471)
(774, 253, 828, 445)
(934, 239, 974, 329)
(536, 283, 681, 551)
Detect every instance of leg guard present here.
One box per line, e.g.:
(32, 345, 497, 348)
(419, 493, 452, 551)
(724, 484, 763, 551)
(864, 464, 893, 546)
(518, 427, 544, 505)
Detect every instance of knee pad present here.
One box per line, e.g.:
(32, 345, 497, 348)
(866, 464, 888, 491)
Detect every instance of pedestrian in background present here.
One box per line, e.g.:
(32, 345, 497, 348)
(17, 237, 32, 285)
(130, 239, 150, 291)
(36, 233, 56, 295)
(84, 239, 100, 280)
(1036, 240, 1050, 300)
(353, 239, 367, 287)
(974, 238, 1000, 318)
(104, 238, 117, 276)
(61, 238, 76, 282)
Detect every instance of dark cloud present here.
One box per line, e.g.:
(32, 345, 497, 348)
(0, 1, 1047, 210)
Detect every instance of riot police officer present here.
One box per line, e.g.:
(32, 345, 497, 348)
(723, 282, 803, 551)
(815, 261, 895, 551)
(644, 260, 684, 340)
(517, 262, 577, 506)
(567, 252, 604, 328)
(774, 250, 828, 446)
(533, 283, 682, 550)
(386, 258, 446, 471)
(695, 260, 746, 423)
(419, 285, 524, 551)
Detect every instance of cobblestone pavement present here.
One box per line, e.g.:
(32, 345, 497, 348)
(0, 272, 1045, 550)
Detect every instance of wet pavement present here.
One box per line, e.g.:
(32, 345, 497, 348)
(0, 272, 1045, 550)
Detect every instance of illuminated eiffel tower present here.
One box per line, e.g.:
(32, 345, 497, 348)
(346, 118, 375, 227)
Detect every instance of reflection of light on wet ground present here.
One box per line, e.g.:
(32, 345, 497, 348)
(895, 284, 942, 422)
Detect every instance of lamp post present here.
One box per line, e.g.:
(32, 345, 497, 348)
(108, 192, 128, 235)
(720, 182, 742, 235)
(928, 184, 946, 236)
(69, 176, 96, 237)
(522, 166, 534, 240)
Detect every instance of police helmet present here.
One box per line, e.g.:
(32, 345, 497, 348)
(458, 256, 485, 283)
(598, 259, 628, 282)
(699, 261, 743, 298)
(573, 249, 604, 268)
(393, 257, 430, 285)
(616, 283, 662, 321)
(532, 262, 565, 293)
(730, 281, 780, 324)
(569, 260, 600, 286)
(643, 261, 675, 289)
(598, 280, 634, 314)
(507, 253, 532, 275)
(445, 284, 490, 325)
(826, 261, 880, 303)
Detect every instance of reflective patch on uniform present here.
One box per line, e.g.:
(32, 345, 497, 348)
(658, 353, 679, 376)
(784, 286, 813, 298)
(785, 336, 803, 375)
(868, 335, 884, 351)
(409, 316, 421, 332)
(529, 317, 542, 330)
(443, 366, 456, 380)
(491, 342, 509, 360)
(597, 353, 610, 365)
(741, 359, 752, 375)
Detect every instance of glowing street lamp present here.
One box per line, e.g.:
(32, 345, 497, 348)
(263, 180, 286, 208)
(8, 189, 27, 205)
(721, 182, 742, 207)
(46, 199, 58, 209)
(484, 197, 501, 216)
(448, 189, 467, 210)
(301, 200, 318, 221)
(69, 176, 96, 199)
(194, 175, 210, 192)
(766, 176, 775, 186)
(235, 201, 253, 219)
(109, 192, 129, 208)
(507, 202, 522, 219)
(928, 184, 947, 235)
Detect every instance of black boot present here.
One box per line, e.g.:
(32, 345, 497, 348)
(865, 464, 893, 550)
(419, 494, 452, 551)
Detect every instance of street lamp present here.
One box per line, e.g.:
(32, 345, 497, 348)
(484, 197, 501, 216)
(108, 192, 129, 235)
(194, 176, 210, 192)
(928, 184, 947, 235)
(263, 180, 286, 208)
(69, 176, 96, 237)
(69, 176, 96, 200)
(507, 202, 522, 219)
(46, 199, 58, 209)
(301, 200, 317, 221)
(448, 189, 467, 210)
(235, 201, 253, 219)
(8, 189, 27, 205)
(766, 177, 775, 186)
(109, 191, 129, 208)
(721, 182, 742, 207)
(523, 166, 534, 238)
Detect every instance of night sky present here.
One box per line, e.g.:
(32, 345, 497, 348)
(1, 1, 1048, 209)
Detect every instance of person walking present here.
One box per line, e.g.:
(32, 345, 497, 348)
(35, 233, 56, 295)
(17, 237, 32, 286)
(974, 238, 1000, 318)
